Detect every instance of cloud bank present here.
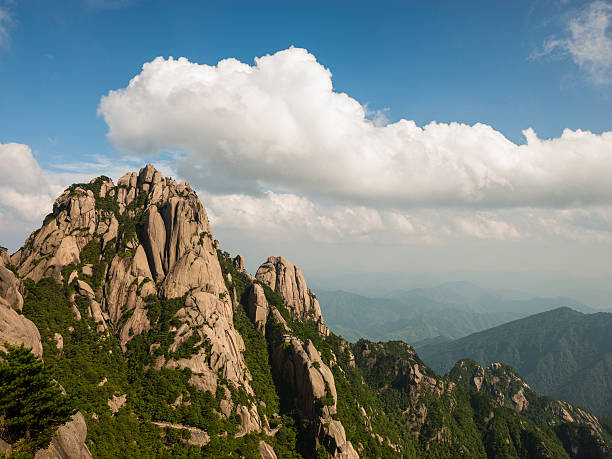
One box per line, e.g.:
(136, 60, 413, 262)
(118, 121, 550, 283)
(3, 47, 612, 257)
(99, 47, 612, 209)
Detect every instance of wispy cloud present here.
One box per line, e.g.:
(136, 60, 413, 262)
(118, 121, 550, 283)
(0, 6, 12, 48)
(536, 1, 612, 84)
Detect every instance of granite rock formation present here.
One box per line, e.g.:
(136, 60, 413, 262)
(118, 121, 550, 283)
(256, 256, 329, 336)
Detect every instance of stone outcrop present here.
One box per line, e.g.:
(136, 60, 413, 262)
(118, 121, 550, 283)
(233, 255, 245, 272)
(12, 185, 102, 284)
(319, 420, 359, 459)
(449, 359, 609, 449)
(258, 440, 277, 459)
(152, 422, 210, 447)
(0, 438, 11, 457)
(107, 393, 127, 413)
(256, 256, 328, 336)
(34, 412, 93, 459)
(165, 289, 253, 395)
(236, 404, 263, 437)
(0, 252, 42, 357)
(247, 283, 269, 333)
(270, 333, 337, 419)
(0, 302, 43, 357)
(0, 249, 23, 311)
(268, 310, 357, 457)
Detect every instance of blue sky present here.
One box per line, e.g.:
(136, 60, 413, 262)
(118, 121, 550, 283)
(1, 0, 610, 164)
(1, 0, 611, 291)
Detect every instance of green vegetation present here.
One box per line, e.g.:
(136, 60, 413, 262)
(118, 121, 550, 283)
(7, 176, 609, 458)
(233, 302, 280, 418)
(418, 307, 612, 416)
(0, 343, 75, 453)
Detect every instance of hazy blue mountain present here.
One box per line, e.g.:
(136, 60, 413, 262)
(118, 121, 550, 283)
(310, 271, 612, 309)
(317, 283, 592, 344)
(317, 289, 522, 343)
(385, 281, 595, 314)
(418, 307, 612, 416)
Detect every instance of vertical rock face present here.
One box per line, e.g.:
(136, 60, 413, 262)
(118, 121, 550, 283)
(266, 306, 357, 458)
(319, 420, 359, 459)
(0, 250, 42, 357)
(270, 335, 337, 419)
(12, 186, 100, 283)
(34, 412, 93, 459)
(0, 249, 23, 311)
(256, 256, 328, 336)
(1, 252, 91, 459)
(259, 440, 278, 459)
(247, 284, 269, 333)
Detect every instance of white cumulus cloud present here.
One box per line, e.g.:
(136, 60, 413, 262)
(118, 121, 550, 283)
(0, 143, 56, 222)
(99, 47, 612, 208)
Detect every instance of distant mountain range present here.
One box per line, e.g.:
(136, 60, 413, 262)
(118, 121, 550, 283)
(316, 281, 594, 344)
(1, 166, 609, 457)
(417, 307, 612, 417)
(310, 271, 612, 309)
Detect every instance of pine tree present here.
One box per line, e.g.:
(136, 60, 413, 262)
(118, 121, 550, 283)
(0, 343, 76, 452)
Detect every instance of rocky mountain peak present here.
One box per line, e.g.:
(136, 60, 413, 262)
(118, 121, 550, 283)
(255, 255, 329, 336)
(10, 164, 255, 400)
(448, 358, 609, 452)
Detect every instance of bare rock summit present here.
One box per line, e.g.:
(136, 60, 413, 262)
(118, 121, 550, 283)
(256, 256, 329, 336)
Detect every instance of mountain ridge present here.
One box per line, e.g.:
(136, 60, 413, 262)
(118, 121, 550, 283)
(316, 286, 591, 344)
(0, 165, 609, 458)
(418, 306, 612, 417)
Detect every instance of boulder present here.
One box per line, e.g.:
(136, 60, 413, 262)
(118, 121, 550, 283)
(108, 394, 127, 413)
(35, 412, 93, 459)
(0, 297, 43, 357)
(54, 333, 63, 350)
(76, 280, 95, 299)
